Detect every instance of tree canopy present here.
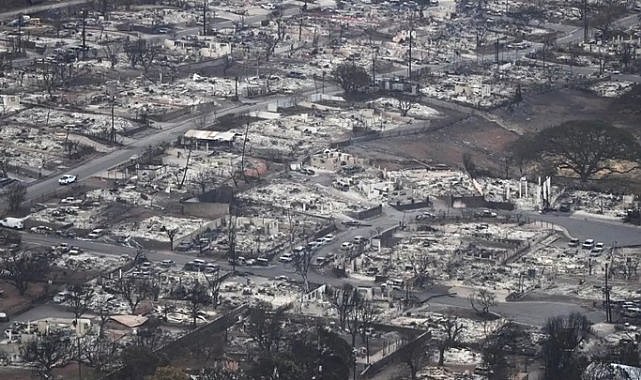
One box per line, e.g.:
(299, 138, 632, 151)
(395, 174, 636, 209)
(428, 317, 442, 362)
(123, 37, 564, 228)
(542, 312, 592, 380)
(332, 63, 371, 95)
(511, 120, 641, 181)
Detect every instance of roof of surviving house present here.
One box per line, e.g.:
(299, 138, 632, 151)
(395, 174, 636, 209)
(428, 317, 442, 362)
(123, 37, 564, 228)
(109, 315, 149, 328)
(184, 129, 236, 142)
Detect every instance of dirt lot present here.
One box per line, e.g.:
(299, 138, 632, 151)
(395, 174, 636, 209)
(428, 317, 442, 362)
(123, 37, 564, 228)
(0, 363, 97, 380)
(348, 114, 518, 173)
(0, 281, 46, 317)
(350, 85, 641, 187)
(496, 86, 641, 136)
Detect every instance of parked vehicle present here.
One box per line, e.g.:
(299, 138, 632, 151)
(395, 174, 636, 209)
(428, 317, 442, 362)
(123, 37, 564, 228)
(87, 228, 106, 239)
(582, 239, 595, 249)
(0, 217, 24, 230)
(160, 259, 175, 267)
(58, 174, 77, 185)
(256, 257, 269, 266)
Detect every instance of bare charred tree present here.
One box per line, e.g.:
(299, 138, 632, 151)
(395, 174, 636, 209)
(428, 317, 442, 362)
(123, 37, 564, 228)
(5, 181, 26, 211)
(114, 276, 150, 314)
(0, 154, 8, 177)
(84, 336, 119, 374)
(178, 141, 193, 190)
(329, 283, 358, 329)
(469, 289, 497, 316)
(192, 169, 217, 194)
(227, 211, 238, 273)
(124, 38, 160, 70)
(162, 227, 178, 251)
(293, 247, 313, 294)
(95, 296, 116, 338)
(345, 290, 363, 351)
(186, 281, 209, 327)
(205, 271, 230, 309)
(481, 322, 529, 379)
(285, 208, 300, 254)
(409, 254, 431, 288)
(436, 317, 465, 366)
(264, 18, 286, 61)
(39, 62, 60, 99)
(1, 250, 51, 295)
(400, 335, 431, 380)
(21, 331, 72, 380)
(618, 43, 633, 71)
(358, 300, 377, 364)
(240, 116, 250, 182)
(394, 93, 415, 116)
(103, 41, 121, 69)
(67, 283, 95, 322)
(246, 302, 289, 354)
(140, 43, 162, 74)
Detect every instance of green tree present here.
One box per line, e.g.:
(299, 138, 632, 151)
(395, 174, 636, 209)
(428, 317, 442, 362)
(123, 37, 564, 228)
(151, 366, 188, 380)
(512, 120, 641, 182)
(5, 181, 26, 211)
(121, 346, 168, 380)
(186, 281, 209, 327)
(542, 313, 592, 380)
(1, 249, 51, 295)
(21, 331, 71, 380)
(332, 63, 370, 95)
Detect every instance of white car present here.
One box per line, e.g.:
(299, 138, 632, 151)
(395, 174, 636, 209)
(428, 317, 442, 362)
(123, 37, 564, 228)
(322, 234, 335, 243)
(58, 174, 77, 185)
(341, 241, 354, 250)
(582, 239, 595, 249)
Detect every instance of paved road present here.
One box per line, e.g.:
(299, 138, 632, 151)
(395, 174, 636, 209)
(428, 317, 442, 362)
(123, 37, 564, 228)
(25, 87, 333, 202)
(18, 200, 616, 327)
(526, 211, 641, 246)
(20, 224, 605, 327)
(0, 0, 90, 21)
(555, 13, 641, 45)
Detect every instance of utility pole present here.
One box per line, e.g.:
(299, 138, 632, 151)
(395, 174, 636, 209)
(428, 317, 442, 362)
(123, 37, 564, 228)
(82, 9, 87, 59)
(408, 13, 413, 81)
(299, 17, 303, 41)
(203, 0, 208, 36)
(495, 38, 499, 63)
(583, 0, 589, 43)
(605, 262, 612, 323)
(372, 50, 377, 84)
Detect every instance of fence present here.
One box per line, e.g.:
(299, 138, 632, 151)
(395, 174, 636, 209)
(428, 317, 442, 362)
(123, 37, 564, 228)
(360, 331, 431, 378)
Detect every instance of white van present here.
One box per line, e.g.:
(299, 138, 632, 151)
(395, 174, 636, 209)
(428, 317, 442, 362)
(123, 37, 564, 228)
(0, 217, 24, 230)
(87, 229, 106, 239)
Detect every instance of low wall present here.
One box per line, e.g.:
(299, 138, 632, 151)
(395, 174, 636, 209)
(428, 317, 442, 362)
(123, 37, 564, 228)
(389, 199, 431, 211)
(347, 204, 383, 220)
(360, 331, 431, 378)
(181, 201, 229, 219)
